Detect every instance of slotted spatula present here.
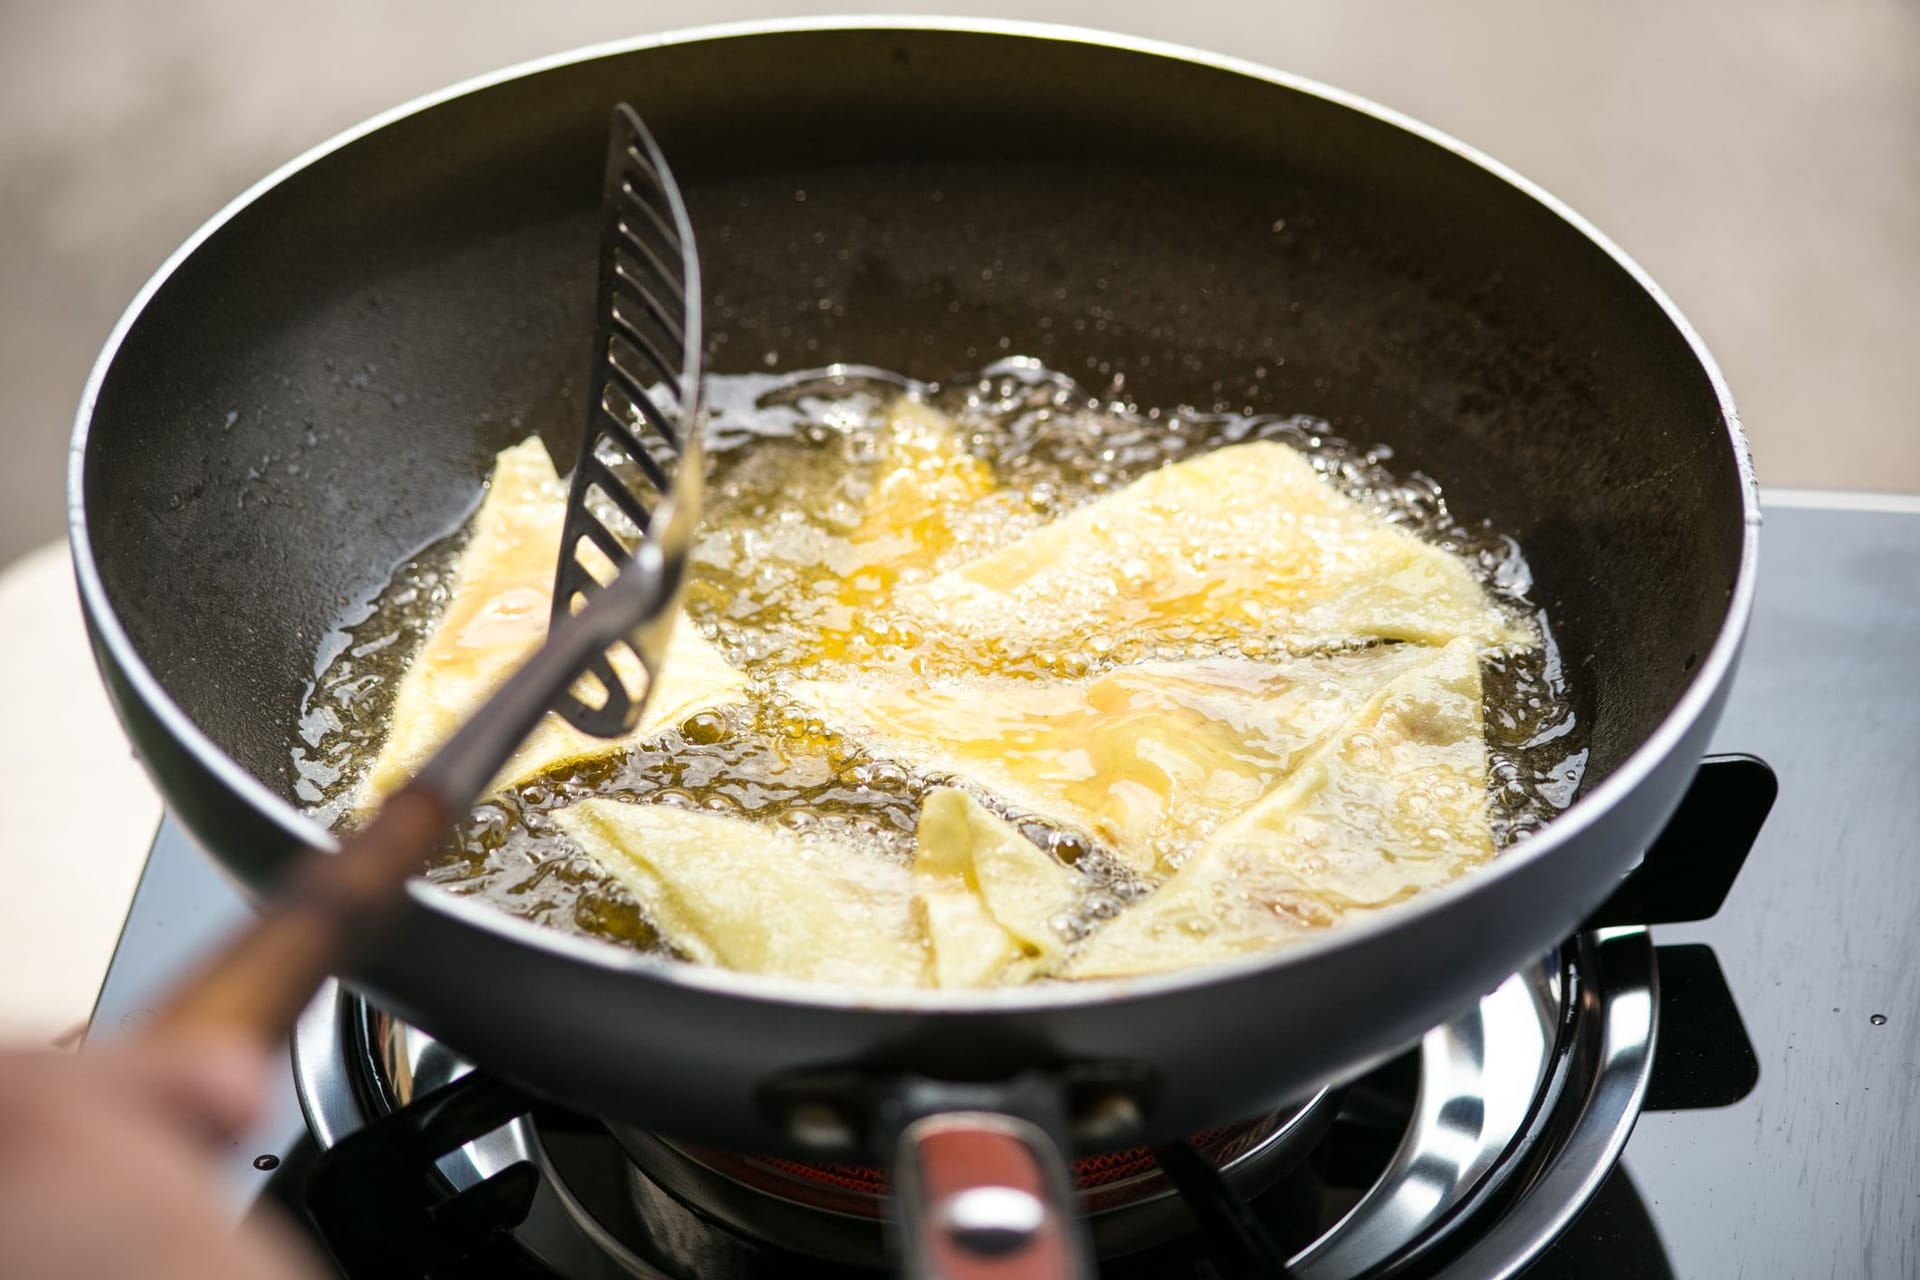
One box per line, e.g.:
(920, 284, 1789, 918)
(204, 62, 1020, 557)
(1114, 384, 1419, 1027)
(151, 104, 703, 1042)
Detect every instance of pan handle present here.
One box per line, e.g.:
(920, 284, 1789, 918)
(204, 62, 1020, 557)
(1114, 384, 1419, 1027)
(892, 1110, 1089, 1280)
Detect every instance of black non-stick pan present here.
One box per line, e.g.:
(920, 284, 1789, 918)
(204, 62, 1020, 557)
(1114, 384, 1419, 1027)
(69, 20, 1757, 1277)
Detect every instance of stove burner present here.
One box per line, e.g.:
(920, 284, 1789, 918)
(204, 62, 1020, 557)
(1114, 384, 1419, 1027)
(287, 930, 1653, 1277)
(663, 1110, 1287, 1206)
(742, 1125, 1247, 1195)
(605, 1097, 1333, 1266)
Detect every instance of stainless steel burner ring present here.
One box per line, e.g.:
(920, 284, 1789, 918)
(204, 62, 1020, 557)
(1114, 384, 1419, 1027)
(293, 929, 1651, 1278)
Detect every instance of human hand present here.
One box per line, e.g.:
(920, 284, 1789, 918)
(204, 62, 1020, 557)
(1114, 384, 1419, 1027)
(0, 1037, 324, 1279)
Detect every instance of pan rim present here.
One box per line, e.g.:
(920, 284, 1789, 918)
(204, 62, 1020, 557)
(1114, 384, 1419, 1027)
(66, 15, 1761, 1016)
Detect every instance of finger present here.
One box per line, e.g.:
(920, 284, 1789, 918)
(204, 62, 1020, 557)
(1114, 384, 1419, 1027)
(103, 1036, 272, 1144)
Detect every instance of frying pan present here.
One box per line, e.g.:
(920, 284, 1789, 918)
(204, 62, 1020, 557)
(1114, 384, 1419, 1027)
(69, 18, 1756, 1275)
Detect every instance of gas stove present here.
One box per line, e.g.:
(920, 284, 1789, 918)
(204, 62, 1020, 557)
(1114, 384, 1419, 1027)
(89, 496, 1920, 1278)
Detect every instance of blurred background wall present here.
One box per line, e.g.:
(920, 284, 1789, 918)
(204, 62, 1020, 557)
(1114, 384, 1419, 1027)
(3, 0, 1917, 571)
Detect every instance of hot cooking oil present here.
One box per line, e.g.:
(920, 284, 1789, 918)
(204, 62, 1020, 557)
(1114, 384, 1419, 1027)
(293, 359, 1585, 955)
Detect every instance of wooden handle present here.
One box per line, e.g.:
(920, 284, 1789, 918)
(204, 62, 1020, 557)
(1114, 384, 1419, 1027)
(150, 786, 452, 1044)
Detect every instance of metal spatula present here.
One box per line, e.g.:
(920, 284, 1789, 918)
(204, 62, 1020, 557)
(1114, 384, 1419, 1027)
(151, 104, 703, 1042)
(549, 102, 705, 739)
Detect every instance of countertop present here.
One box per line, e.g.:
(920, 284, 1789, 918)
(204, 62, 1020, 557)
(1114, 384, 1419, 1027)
(0, 542, 159, 1041)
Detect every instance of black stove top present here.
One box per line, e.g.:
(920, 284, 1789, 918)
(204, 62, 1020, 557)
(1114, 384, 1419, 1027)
(1614, 496, 1920, 1278)
(90, 496, 1920, 1278)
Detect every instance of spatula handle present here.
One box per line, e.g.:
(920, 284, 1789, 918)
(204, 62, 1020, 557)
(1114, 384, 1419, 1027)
(149, 787, 451, 1043)
(145, 549, 673, 1045)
